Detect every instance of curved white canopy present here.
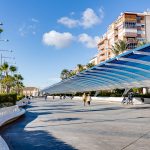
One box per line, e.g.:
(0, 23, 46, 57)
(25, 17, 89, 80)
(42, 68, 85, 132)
(42, 44, 150, 94)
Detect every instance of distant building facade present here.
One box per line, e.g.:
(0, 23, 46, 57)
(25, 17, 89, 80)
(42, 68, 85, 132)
(89, 55, 98, 65)
(96, 11, 150, 64)
(23, 87, 39, 96)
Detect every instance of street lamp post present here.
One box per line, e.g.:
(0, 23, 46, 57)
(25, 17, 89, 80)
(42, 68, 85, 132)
(0, 50, 13, 65)
(1, 56, 15, 65)
(0, 39, 9, 42)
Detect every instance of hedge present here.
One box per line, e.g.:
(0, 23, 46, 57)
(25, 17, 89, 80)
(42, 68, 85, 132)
(17, 95, 25, 101)
(0, 93, 17, 105)
(134, 93, 150, 98)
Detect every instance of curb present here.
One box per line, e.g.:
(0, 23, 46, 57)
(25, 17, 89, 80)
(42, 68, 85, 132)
(0, 107, 26, 150)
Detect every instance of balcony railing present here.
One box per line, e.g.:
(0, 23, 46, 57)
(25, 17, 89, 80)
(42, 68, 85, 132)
(125, 32, 137, 37)
(127, 39, 138, 43)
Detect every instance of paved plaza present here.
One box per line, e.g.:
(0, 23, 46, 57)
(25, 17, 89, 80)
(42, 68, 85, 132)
(1, 98, 150, 150)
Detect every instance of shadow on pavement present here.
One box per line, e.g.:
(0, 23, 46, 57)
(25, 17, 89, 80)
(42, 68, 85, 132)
(128, 106, 150, 110)
(0, 106, 77, 150)
(44, 117, 81, 122)
(69, 106, 123, 113)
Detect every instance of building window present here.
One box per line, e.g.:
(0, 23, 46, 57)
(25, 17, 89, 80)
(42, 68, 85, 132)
(137, 16, 142, 21)
(137, 38, 146, 41)
(127, 43, 137, 49)
(137, 30, 145, 34)
(124, 22, 136, 28)
(141, 24, 145, 28)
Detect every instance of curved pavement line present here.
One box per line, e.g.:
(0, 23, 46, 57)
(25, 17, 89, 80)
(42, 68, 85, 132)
(0, 108, 26, 150)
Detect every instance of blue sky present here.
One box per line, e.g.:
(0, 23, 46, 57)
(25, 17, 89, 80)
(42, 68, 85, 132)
(0, 0, 150, 89)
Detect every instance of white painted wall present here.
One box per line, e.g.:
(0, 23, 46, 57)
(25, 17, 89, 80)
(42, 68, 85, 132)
(47, 96, 147, 104)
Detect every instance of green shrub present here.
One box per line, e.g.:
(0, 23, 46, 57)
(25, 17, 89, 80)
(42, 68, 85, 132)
(97, 91, 112, 97)
(0, 93, 17, 105)
(17, 95, 25, 101)
(134, 93, 150, 98)
(0, 102, 14, 108)
(97, 89, 124, 97)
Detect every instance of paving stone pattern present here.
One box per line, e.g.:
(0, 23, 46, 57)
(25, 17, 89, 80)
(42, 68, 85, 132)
(1, 98, 150, 150)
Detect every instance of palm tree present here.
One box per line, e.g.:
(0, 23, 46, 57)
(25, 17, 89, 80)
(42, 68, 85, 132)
(111, 40, 128, 56)
(13, 74, 24, 94)
(0, 62, 18, 93)
(10, 65, 17, 75)
(0, 67, 2, 77)
(60, 69, 70, 80)
(0, 28, 3, 34)
(76, 64, 85, 73)
(68, 70, 76, 77)
(0, 62, 17, 77)
(86, 63, 95, 69)
(0, 75, 14, 93)
(0, 62, 9, 76)
(137, 40, 148, 47)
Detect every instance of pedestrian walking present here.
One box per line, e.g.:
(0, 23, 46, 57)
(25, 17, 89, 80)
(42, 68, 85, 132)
(86, 94, 91, 106)
(121, 95, 127, 104)
(71, 95, 74, 100)
(44, 95, 47, 101)
(128, 92, 134, 104)
(82, 93, 87, 106)
(63, 95, 66, 99)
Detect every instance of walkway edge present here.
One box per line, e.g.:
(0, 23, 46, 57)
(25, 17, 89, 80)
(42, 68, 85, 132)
(0, 107, 26, 150)
(0, 136, 9, 150)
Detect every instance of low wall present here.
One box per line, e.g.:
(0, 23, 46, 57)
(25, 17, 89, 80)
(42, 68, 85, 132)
(73, 96, 143, 104)
(16, 98, 30, 107)
(0, 105, 25, 126)
(91, 97, 143, 104)
(0, 136, 9, 150)
(0, 105, 26, 150)
(143, 98, 150, 104)
(48, 96, 147, 104)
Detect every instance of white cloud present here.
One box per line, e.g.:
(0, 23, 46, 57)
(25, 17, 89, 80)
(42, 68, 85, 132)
(70, 12, 75, 16)
(57, 7, 104, 29)
(19, 24, 27, 36)
(42, 30, 74, 49)
(19, 24, 37, 36)
(57, 17, 79, 28)
(81, 8, 103, 28)
(19, 18, 39, 36)
(31, 18, 39, 23)
(78, 33, 99, 48)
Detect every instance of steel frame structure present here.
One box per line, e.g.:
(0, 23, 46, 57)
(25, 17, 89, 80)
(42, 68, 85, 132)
(42, 44, 150, 94)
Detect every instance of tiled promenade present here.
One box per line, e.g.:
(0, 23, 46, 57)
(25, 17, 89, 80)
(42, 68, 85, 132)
(1, 98, 150, 150)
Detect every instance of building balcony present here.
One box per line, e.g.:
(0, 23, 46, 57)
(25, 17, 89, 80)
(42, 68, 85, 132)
(98, 38, 107, 45)
(114, 31, 118, 36)
(137, 34, 145, 38)
(98, 44, 105, 50)
(137, 20, 145, 24)
(137, 26, 141, 30)
(99, 55, 107, 62)
(125, 32, 137, 37)
(127, 39, 138, 43)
